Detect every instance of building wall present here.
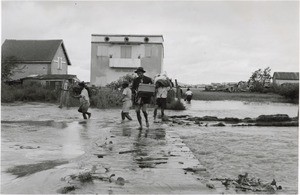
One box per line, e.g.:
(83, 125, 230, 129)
(91, 36, 163, 86)
(274, 79, 299, 85)
(11, 63, 48, 80)
(50, 45, 68, 74)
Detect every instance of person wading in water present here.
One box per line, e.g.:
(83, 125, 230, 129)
(132, 67, 153, 130)
(73, 81, 91, 119)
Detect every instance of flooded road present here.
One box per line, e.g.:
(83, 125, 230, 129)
(1, 101, 298, 194)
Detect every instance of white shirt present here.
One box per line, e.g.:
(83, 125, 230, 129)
(122, 87, 132, 101)
(80, 88, 90, 102)
(156, 87, 170, 98)
(185, 90, 193, 96)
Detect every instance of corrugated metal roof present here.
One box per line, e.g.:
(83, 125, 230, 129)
(1, 39, 71, 65)
(273, 72, 299, 80)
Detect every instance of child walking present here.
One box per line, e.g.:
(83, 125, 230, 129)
(74, 81, 91, 119)
(121, 81, 132, 122)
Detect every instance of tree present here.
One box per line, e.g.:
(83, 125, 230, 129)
(248, 67, 271, 92)
(1, 56, 19, 81)
(106, 74, 136, 89)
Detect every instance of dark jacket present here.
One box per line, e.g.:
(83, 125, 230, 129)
(132, 75, 153, 93)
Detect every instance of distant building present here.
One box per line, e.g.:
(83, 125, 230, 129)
(272, 72, 299, 85)
(21, 74, 80, 90)
(90, 34, 164, 86)
(1, 39, 72, 81)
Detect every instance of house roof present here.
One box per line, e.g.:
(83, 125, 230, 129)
(273, 72, 299, 80)
(1, 39, 71, 65)
(22, 74, 79, 80)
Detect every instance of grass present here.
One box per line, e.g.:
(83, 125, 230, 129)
(181, 88, 293, 103)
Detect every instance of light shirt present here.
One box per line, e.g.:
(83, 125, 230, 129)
(122, 87, 132, 101)
(156, 87, 169, 98)
(80, 88, 90, 102)
(185, 90, 193, 96)
(62, 81, 69, 90)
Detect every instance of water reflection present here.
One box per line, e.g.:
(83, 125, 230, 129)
(132, 127, 168, 169)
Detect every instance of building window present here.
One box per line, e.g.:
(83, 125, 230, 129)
(121, 46, 132, 58)
(145, 45, 152, 57)
(54, 57, 65, 70)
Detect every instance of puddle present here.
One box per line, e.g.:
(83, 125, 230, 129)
(6, 160, 69, 177)
(1, 120, 68, 129)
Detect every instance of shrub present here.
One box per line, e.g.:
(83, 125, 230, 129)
(1, 83, 59, 103)
(106, 74, 136, 90)
(90, 88, 122, 108)
(275, 83, 299, 102)
(166, 99, 185, 110)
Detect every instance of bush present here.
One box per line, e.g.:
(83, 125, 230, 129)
(166, 100, 185, 110)
(274, 83, 299, 102)
(1, 83, 59, 103)
(90, 88, 122, 108)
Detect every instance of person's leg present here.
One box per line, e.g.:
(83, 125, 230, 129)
(125, 113, 132, 120)
(86, 112, 91, 118)
(161, 98, 166, 118)
(65, 92, 70, 108)
(153, 105, 158, 121)
(121, 111, 125, 120)
(135, 105, 142, 129)
(59, 92, 64, 108)
(142, 104, 149, 127)
(82, 113, 87, 119)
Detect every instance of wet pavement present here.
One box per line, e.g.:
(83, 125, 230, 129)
(1, 103, 213, 194)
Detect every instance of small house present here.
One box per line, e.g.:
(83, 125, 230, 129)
(21, 74, 80, 90)
(272, 72, 299, 85)
(90, 34, 164, 86)
(1, 39, 72, 81)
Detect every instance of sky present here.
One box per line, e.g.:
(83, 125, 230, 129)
(1, 0, 299, 85)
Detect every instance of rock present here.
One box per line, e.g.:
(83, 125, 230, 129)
(206, 183, 215, 189)
(212, 122, 225, 127)
(256, 114, 291, 122)
(115, 177, 126, 186)
(57, 185, 76, 194)
(202, 116, 219, 121)
(223, 117, 241, 123)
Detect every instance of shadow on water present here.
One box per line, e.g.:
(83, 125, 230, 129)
(1, 120, 68, 129)
(6, 160, 68, 178)
(132, 128, 168, 169)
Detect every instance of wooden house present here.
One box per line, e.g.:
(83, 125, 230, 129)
(2, 39, 72, 81)
(272, 72, 299, 85)
(90, 34, 164, 86)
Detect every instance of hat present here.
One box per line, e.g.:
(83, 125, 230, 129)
(134, 67, 146, 73)
(122, 81, 129, 87)
(78, 81, 85, 87)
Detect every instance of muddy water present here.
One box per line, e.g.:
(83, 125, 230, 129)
(171, 100, 298, 194)
(1, 101, 298, 194)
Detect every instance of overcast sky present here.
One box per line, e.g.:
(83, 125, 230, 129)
(1, 1, 299, 84)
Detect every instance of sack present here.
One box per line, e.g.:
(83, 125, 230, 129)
(138, 83, 155, 97)
(156, 79, 170, 87)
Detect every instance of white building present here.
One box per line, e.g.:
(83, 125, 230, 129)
(272, 72, 299, 85)
(90, 34, 164, 86)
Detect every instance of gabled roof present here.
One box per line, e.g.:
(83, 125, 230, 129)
(1, 39, 71, 65)
(273, 72, 299, 80)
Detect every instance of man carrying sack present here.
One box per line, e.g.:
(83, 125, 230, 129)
(132, 67, 154, 130)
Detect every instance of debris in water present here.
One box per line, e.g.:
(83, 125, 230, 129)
(119, 149, 139, 154)
(115, 177, 126, 186)
(211, 173, 282, 193)
(57, 185, 76, 194)
(206, 183, 215, 189)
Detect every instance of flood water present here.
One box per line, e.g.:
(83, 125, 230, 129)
(1, 100, 298, 194)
